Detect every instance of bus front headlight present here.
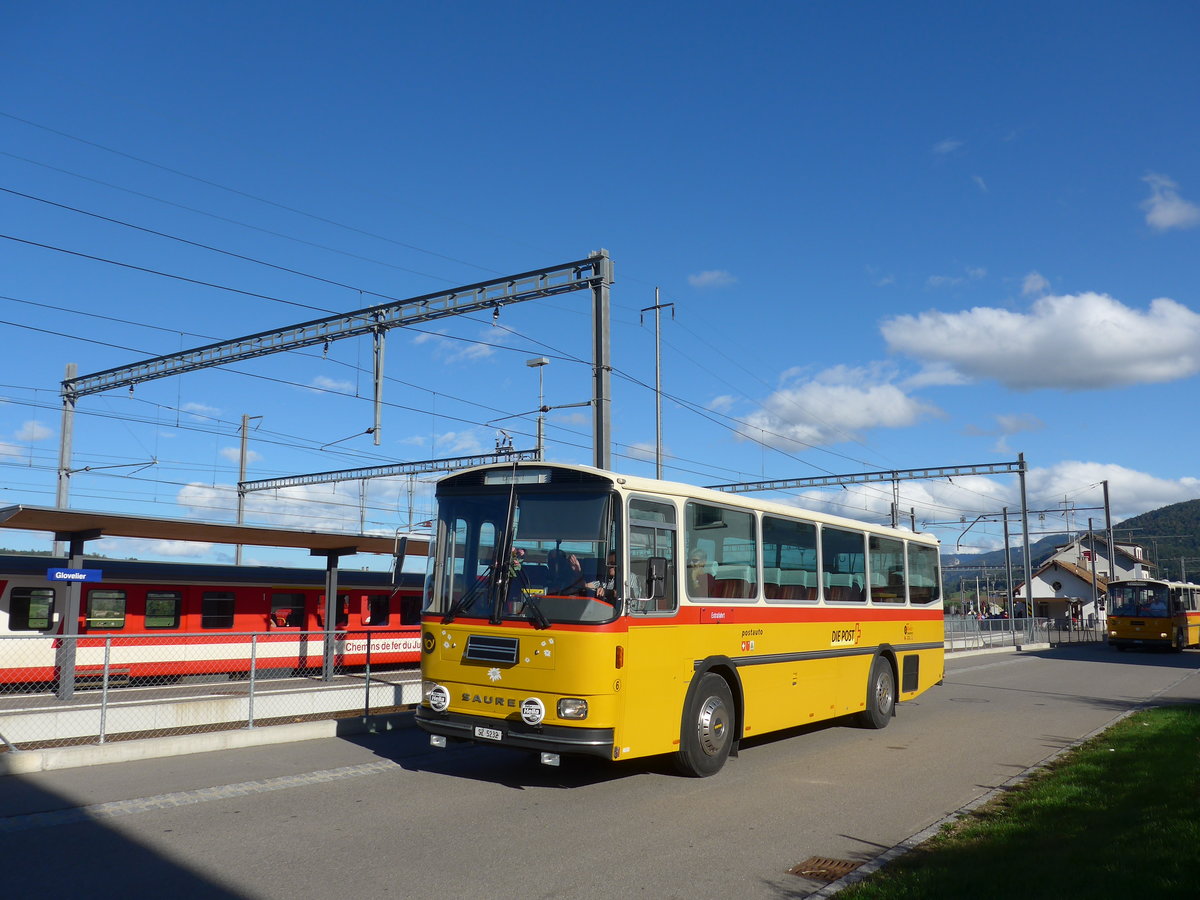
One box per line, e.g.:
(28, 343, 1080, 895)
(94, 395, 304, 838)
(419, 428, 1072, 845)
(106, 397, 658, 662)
(557, 698, 588, 720)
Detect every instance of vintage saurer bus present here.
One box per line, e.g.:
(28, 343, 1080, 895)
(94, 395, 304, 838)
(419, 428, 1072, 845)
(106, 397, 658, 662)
(1106, 577, 1200, 651)
(416, 462, 944, 776)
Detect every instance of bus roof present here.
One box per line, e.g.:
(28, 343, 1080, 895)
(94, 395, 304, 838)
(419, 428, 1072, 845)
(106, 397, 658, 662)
(438, 461, 939, 544)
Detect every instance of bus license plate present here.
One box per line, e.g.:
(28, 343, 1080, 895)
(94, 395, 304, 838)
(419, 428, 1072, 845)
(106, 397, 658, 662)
(474, 726, 503, 741)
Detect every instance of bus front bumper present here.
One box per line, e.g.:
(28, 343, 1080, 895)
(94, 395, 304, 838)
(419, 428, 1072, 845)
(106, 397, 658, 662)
(415, 706, 615, 760)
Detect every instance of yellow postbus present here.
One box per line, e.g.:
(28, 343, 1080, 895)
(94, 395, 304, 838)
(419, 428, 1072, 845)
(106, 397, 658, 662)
(1107, 578, 1200, 651)
(416, 462, 944, 776)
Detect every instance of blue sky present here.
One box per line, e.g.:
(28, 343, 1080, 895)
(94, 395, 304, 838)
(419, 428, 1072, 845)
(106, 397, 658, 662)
(2, 2, 1198, 566)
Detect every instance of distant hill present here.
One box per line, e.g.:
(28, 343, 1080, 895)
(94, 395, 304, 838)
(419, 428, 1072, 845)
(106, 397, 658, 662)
(1109, 498, 1200, 580)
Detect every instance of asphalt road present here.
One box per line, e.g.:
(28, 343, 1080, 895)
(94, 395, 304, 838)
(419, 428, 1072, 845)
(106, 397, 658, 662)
(2, 645, 1198, 899)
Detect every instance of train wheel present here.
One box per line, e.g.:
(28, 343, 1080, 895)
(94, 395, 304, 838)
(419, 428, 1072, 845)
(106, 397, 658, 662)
(674, 673, 735, 777)
(856, 655, 895, 729)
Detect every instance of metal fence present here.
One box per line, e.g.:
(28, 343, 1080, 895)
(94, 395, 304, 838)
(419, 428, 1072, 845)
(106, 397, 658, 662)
(944, 615, 1107, 651)
(0, 630, 421, 751)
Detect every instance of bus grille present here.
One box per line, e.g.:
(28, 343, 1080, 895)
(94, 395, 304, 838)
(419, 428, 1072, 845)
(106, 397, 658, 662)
(464, 635, 519, 664)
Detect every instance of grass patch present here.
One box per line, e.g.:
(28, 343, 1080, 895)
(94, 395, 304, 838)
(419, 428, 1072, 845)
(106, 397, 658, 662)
(840, 704, 1200, 899)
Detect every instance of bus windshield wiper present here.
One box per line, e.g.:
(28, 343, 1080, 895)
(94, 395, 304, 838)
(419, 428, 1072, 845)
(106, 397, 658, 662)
(442, 562, 495, 624)
(515, 573, 551, 630)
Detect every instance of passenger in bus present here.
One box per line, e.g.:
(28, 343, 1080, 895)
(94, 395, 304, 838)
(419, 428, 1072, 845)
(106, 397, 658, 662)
(686, 549, 716, 597)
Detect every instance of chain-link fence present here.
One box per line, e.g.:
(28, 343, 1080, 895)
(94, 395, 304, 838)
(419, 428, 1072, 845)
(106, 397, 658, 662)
(944, 615, 1107, 651)
(0, 631, 421, 751)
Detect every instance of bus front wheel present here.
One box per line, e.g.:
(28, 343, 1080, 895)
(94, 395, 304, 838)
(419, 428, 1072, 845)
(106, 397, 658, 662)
(675, 673, 735, 777)
(857, 656, 895, 729)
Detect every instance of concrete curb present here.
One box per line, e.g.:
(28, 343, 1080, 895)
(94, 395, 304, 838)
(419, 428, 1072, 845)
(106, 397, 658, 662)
(0, 713, 411, 776)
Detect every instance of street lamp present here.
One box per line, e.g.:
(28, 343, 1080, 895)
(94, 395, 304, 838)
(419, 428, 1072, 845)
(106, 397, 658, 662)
(526, 357, 549, 460)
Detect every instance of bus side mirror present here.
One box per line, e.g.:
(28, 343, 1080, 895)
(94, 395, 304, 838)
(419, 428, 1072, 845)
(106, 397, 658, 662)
(648, 557, 667, 600)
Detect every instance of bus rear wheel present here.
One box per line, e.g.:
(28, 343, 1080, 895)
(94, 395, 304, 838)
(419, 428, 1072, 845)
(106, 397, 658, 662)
(675, 673, 735, 777)
(856, 656, 895, 729)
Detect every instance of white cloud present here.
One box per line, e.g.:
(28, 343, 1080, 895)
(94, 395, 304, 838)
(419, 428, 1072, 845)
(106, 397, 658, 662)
(964, 412, 1045, 454)
(434, 430, 483, 455)
(882, 292, 1200, 390)
(177, 481, 361, 532)
(16, 420, 52, 441)
(310, 375, 354, 393)
(92, 537, 218, 560)
(0, 441, 21, 458)
(994, 412, 1044, 434)
(933, 138, 963, 155)
(1021, 271, 1050, 296)
(181, 401, 220, 420)
(414, 328, 498, 363)
(777, 461, 1199, 548)
(926, 267, 984, 289)
(902, 363, 972, 389)
(219, 446, 262, 464)
(1142, 173, 1200, 232)
(1031, 461, 1200, 523)
(708, 395, 737, 412)
(624, 442, 660, 463)
(447, 339, 497, 363)
(926, 274, 965, 289)
(972, 175, 988, 193)
(738, 364, 941, 448)
(688, 269, 737, 289)
(554, 411, 590, 427)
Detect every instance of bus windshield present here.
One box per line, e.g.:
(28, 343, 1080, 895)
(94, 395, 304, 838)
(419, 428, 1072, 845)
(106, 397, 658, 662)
(1108, 583, 1169, 617)
(427, 487, 617, 626)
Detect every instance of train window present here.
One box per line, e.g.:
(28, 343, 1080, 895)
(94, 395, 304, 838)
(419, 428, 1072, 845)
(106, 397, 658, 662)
(9, 587, 55, 630)
(270, 592, 306, 627)
(145, 591, 181, 628)
(201, 591, 236, 629)
(363, 594, 390, 626)
(87, 590, 127, 629)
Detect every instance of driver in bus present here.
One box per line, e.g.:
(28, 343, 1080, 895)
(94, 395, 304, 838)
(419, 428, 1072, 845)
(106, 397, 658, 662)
(587, 551, 641, 605)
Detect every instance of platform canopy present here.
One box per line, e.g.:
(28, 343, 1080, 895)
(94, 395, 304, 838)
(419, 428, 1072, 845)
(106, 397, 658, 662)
(0, 504, 428, 558)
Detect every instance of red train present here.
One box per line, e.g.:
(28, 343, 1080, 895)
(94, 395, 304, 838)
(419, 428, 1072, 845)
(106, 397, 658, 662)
(0, 554, 425, 685)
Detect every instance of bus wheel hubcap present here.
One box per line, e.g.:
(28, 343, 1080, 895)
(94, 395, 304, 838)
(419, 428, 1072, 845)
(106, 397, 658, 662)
(698, 696, 729, 757)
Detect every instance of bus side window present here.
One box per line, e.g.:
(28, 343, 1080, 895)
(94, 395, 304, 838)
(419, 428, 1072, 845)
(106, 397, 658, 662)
(629, 497, 678, 614)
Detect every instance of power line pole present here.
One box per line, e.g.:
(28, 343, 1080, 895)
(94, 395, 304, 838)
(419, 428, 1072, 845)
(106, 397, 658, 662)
(641, 290, 674, 480)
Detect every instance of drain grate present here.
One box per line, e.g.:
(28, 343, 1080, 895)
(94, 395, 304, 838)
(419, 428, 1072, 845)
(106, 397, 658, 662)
(788, 856, 862, 882)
